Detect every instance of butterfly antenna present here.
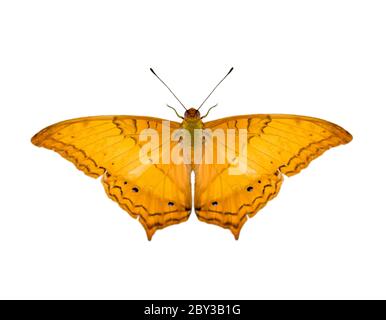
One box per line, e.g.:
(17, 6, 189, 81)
(150, 68, 187, 111)
(197, 67, 234, 111)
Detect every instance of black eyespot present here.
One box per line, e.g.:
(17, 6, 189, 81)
(124, 181, 128, 185)
(258, 180, 261, 184)
(211, 201, 218, 206)
(132, 187, 139, 193)
(247, 186, 253, 192)
(168, 201, 174, 206)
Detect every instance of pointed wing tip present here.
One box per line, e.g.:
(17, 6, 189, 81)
(344, 130, 353, 144)
(31, 126, 51, 147)
(328, 121, 353, 145)
(31, 133, 40, 146)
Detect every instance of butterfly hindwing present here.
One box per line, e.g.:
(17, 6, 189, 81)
(32, 116, 192, 240)
(194, 114, 352, 239)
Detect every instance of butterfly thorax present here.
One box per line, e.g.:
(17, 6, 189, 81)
(182, 108, 203, 137)
(182, 108, 204, 150)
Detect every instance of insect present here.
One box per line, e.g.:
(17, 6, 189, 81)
(31, 68, 352, 240)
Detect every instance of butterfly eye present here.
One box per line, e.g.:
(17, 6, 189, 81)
(132, 187, 139, 193)
(247, 186, 253, 192)
(211, 201, 218, 206)
(168, 201, 174, 206)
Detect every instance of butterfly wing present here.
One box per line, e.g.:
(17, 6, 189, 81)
(32, 116, 192, 240)
(194, 114, 352, 239)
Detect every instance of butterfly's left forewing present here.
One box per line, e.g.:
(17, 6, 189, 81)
(194, 114, 352, 239)
(32, 116, 192, 240)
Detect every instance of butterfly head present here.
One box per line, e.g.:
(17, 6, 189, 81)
(184, 108, 201, 120)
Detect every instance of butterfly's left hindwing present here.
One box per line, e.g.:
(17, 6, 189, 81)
(194, 114, 352, 239)
(32, 116, 192, 240)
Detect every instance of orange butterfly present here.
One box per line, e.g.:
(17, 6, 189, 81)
(31, 68, 352, 240)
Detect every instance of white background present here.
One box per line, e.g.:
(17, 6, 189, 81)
(0, 1, 385, 300)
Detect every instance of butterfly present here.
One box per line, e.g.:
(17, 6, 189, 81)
(31, 68, 352, 240)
